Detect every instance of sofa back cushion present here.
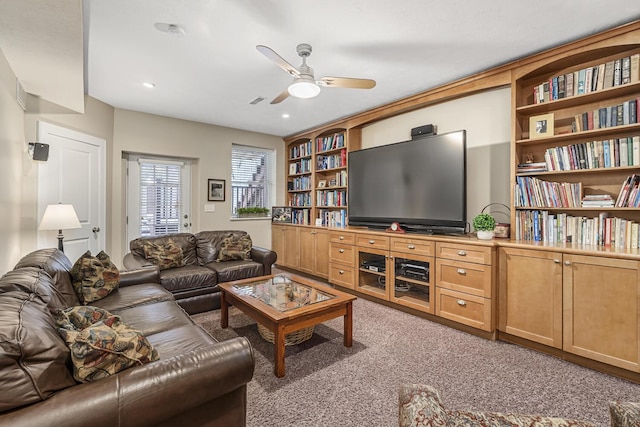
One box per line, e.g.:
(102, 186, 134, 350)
(130, 233, 197, 266)
(196, 230, 251, 265)
(14, 247, 80, 307)
(0, 267, 77, 412)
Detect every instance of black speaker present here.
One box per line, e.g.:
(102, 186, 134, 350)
(29, 143, 49, 161)
(410, 124, 437, 138)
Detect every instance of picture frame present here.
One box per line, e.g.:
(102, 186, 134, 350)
(272, 206, 292, 223)
(207, 179, 225, 201)
(529, 113, 555, 139)
(317, 180, 327, 188)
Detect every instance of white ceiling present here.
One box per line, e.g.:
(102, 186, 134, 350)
(2, 1, 640, 137)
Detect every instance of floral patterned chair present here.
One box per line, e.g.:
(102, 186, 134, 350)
(399, 384, 640, 427)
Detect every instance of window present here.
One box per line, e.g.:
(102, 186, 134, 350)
(126, 155, 191, 242)
(231, 145, 274, 216)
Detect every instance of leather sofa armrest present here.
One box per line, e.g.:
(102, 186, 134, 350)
(251, 246, 277, 275)
(123, 252, 155, 270)
(119, 266, 161, 287)
(0, 337, 254, 427)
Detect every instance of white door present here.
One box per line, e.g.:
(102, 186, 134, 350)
(37, 121, 106, 263)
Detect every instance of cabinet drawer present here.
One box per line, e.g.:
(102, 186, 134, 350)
(330, 243, 355, 266)
(436, 259, 492, 298)
(330, 231, 355, 245)
(436, 242, 492, 265)
(391, 237, 434, 257)
(329, 264, 355, 289)
(435, 288, 492, 332)
(356, 234, 390, 250)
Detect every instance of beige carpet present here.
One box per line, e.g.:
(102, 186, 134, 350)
(192, 288, 640, 427)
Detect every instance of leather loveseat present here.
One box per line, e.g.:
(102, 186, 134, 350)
(123, 230, 277, 314)
(0, 248, 254, 427)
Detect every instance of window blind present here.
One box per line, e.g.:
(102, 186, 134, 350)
(231, 145, 273, 215)
(138, 160, 182, 236)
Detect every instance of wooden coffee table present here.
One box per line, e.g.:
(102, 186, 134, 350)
(219, 273, 356, 377)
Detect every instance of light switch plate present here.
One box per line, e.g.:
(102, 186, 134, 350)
(204, 204, 215, 212)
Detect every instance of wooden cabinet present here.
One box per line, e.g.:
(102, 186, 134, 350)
(563, 254, 640, 372)
(271, 224, 299, 269)
(498, 247, 563, 348)
(435, 242, 494, 331)
(329, 230, 356, 289)
(298, 227, 329, 278)
(499, 246, 640, 372)
(512, 39, 640, 245)
(286, 138, 313, 225)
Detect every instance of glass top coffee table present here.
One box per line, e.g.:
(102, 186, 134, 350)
(219, 273, 356, 377)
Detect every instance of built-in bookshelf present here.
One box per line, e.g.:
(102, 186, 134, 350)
(283, 128, 361, 228)
(512, 43, 640, 248)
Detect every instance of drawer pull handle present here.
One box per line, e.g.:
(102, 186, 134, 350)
(339, 249, 345, 253)
(554, 259, 560, 263)
(457, 269, 466, 275)
(339, 236, 344, 240)
(564, 261, 571, 266)
(457, 250, 467, 256)
(369, 240, 375, 244)
(407, 244, 416, 249)
(339, 270, 344, 275)
(457, 299, 467, 307)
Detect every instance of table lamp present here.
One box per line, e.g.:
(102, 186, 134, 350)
(39, 203, 81, 252)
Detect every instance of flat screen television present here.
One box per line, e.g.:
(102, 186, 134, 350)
(348, 130, 467, 234)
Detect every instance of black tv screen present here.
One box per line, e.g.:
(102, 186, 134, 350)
(348, 130, 467, 234)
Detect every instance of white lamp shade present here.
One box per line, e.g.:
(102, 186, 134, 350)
(39, 204, 81, 231)
(288, 77, 321, 99)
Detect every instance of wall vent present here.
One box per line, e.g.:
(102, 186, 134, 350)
(249, 96, 265, 105)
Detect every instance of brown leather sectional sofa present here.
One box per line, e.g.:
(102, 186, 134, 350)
(123, 230, 277, 314)
(0, 248, 254, 426)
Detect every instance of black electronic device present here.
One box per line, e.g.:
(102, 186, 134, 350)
(29, 142, 49, 161)
(398, 262, 429, 282)
(411, 124, 437, 138)
(361, 259, 386, 273)
(348, 130, 467, 234)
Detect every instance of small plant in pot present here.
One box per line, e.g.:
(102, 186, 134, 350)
(237, 207, 270, 218)
(473, 213, 496, 240)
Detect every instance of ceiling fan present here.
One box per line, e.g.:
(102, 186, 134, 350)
(256, 43, 376, 104)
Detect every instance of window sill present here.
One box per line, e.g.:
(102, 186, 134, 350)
(231, 217, 272, 221)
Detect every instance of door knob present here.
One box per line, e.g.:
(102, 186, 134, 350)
(92, 227, 100, 233)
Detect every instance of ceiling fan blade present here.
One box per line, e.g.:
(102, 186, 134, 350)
(270, 87, 290, 104)
(256, 45, 300, 78)
(318, 76, 376, 89)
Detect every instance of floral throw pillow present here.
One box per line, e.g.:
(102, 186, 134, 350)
(70, 251, 120, 303)
(56, 306, 159, 383)
(142, 239, 184, 270)
(216, 234, 252, 262)
(610, 401, 640, 427)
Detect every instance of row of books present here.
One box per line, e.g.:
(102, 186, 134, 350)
(289, 193, 311, 207)
(533, 53, 640, 104)
(316, 132, 345, 153)
(514, 176, 582, 208)
(317, 149, 346, 170)
(288, 158, 311, 175)
(317, 209, 347, 228)
(515, 210, 640, 249)
(615, 174, 640, 207)
(541, 137, 640, 172)
(289, 140, 312, 159)
(291, 208, 311, 225)
(581, 194, 614, 208)
(573, 98, 638, 132)
(327, 170, 348, 187)
(316, 190, 346, 207)
(290, 176, 311, 191)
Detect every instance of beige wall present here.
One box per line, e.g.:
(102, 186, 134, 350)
(110, 109, 285, 262)
(361, 87, 512, 227)
(0, 48, 28, 272)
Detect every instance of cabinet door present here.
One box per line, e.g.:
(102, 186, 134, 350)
(271, 225, 285, 267)
(498, 247, 563, 348)
(356, 247, 390, 301)
(298, 228, 315, 275)
(314, 228, 330, 279)
(563, 254, 640, 372)
(282, 226, 300, 268)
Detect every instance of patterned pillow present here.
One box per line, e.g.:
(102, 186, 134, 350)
(142, 239, 184, 270)
(70, 251, 120, 303)
(56, 306, 159, 383)
(610, 401, 640, 427)
(216, 234, 252, 262)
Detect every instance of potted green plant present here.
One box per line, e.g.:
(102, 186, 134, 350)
(472, 213, 496, 240)
(237, 207, 270, 218)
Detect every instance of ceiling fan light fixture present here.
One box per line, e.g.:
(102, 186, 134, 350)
(288, 77, 320, 99)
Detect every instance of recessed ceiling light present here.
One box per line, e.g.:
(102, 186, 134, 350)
(154, 23, 185, 38)
(282, 113, 290, 119)
(142, 82, 156, 89)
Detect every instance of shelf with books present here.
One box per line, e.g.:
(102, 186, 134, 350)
(512, 43, 640, 249)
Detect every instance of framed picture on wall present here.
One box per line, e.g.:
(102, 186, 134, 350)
(207, 179, 225, 201)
